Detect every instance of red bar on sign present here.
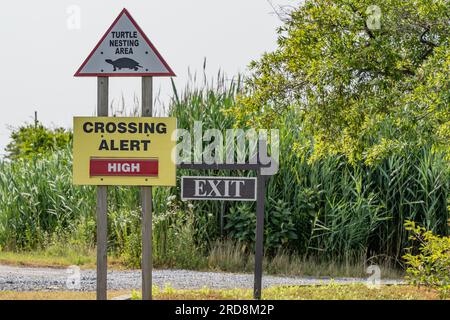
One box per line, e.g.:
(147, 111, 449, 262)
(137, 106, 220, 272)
(90, 158, 158, 177)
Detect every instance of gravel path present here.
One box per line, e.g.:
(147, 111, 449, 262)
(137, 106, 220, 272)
(0, 264, 403, 291)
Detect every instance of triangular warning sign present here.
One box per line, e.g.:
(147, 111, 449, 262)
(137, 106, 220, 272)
(75, 8, 175, 77)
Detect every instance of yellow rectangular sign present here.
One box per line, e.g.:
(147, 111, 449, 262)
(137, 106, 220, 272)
(73, 117, 176, 186)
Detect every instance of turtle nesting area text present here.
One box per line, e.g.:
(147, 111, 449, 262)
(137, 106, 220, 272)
(110, 31, 139, 54)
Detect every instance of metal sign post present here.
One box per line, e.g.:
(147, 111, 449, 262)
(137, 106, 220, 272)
(178, 143, 273, 300)
(254, 168, 266, 300)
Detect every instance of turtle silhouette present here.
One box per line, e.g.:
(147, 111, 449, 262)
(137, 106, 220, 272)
(105, 58, 142, 71)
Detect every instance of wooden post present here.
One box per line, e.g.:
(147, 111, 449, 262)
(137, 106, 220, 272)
(97, 77, 109, 300)
(141, 76, 153, 300)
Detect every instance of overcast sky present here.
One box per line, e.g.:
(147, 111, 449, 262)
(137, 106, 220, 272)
(0, 0, 294, 156)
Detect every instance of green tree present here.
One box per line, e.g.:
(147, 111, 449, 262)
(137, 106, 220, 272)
(5, 123, 72, 160)
(230, 0, 449, 164)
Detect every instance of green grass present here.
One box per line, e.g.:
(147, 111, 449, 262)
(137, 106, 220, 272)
(0, 290, 129, 300)
(0, 249, 96, 269)
(130, 283, 442, 300)
(0, 243, 128, 269)
(0, 284, 442, 300)
(0, 252, 93, 269)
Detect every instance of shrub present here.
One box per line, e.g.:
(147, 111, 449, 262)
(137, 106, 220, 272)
(224, 204, 255, 247)
(403, 220, 450, 299)
(265, 198, 297, 251)
(5, 123, 72, 160)
(153, 203, 207, 270)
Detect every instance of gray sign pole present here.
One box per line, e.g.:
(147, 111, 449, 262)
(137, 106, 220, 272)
(254, 168, 266, 300)
(96, 77, 109, 300)
(178, 140, 270, 300)
(141, 76, 153, 300)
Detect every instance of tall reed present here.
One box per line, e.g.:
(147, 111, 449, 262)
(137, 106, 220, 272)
(0, 71, 447, 270)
